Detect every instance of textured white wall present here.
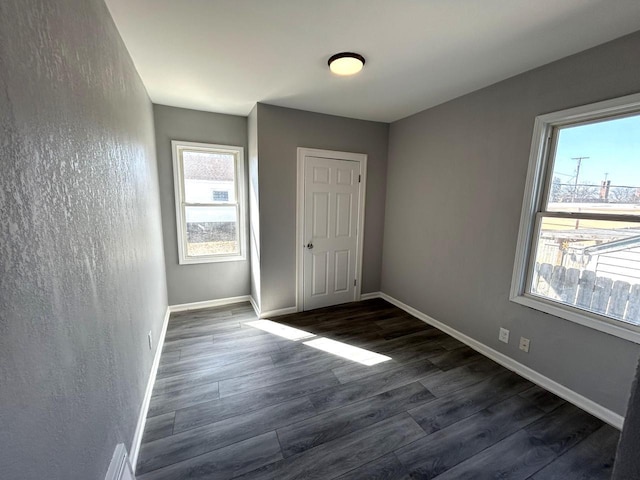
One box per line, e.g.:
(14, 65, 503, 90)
(0, 0, 168, 478)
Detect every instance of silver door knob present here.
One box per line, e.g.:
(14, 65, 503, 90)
(306, 242, 314, 249)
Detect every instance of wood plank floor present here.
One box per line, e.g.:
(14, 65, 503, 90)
(137, 299, 619, 479)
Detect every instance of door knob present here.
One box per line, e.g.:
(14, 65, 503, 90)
(306, 242, 314, 250)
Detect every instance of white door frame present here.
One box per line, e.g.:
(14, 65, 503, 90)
(296, 147, 368, 312)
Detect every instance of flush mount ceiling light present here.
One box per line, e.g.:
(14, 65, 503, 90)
(328, 52, 365, 76)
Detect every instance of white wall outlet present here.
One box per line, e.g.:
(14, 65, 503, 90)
(519, 337, 530, 353)
(499, 327, 510, 344)
(148, 331, 153, 351)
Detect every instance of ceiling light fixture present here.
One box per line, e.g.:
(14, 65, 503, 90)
(328, 52, 365, 76)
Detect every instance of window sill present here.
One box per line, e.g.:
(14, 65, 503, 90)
(510, 293, 640, 344)
(178, 254, 247, 265)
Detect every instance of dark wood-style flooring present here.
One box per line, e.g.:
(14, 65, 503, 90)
(137, 299, 619, 479)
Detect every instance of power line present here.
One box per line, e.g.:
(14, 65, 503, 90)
(571, 156, 590, 202)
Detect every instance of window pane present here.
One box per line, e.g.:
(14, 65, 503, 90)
(530, 216, 640, 325)
(212, 190, 229, 202)
(546, 114, 640, 214)
(185, 206, 239, 256)
(182, 150, 236, 203)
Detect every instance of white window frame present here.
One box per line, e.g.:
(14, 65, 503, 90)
(172, 140, 246, 265)
(511, 93, 640, 344)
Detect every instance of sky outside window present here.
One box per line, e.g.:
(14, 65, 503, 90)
(549, 113, 640, 206)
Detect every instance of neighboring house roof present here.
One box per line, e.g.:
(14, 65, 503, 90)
(583, 234, 640, 256)
(183, 152, 234, 181)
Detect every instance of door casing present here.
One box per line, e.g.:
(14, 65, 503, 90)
(296, 147, 367, 312)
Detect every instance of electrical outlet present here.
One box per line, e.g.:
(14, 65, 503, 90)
(148, 331, 153, 351)
(519, 337, 530, 353)
(499, 328, 510, 344)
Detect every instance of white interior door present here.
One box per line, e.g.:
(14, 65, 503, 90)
(302, 155, 362, 310)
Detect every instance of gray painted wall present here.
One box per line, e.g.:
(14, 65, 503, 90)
(613, 356, 640, 477)
(256, 104, 389, 313)
(248, 106, 261, 309)
(153, 104, 250, 306)
(382, 31, 640, 414)
(0, 0, 168, 479)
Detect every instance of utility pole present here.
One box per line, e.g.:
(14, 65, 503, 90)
(571, 156, 590, 202)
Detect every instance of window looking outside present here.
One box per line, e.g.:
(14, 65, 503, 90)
(172, 141, 246, 264)
(511, 94, 640, 342)
(212, 191, 229, 202)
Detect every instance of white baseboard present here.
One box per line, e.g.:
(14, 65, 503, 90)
(259, 306, 298, 318)
(249, 296, 260, 317)
(169, 295, 251, 313)
(360, 291, 382, 301)
(379, 292, 625, 430)
(247, 296, 295, 319)
(105, 444, 135, 480)
(129, 306, 171, 471)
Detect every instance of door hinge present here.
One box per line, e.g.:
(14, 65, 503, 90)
(358, 174, 361, 183)
(354, 279, 357, 286)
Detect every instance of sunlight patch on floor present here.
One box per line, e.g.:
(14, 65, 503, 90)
(247, 319, 392, 365)
(303, 337, 392, 366)
(246, 319, 316, 340)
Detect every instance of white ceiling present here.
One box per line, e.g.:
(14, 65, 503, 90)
(104, 0, 640, 123)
